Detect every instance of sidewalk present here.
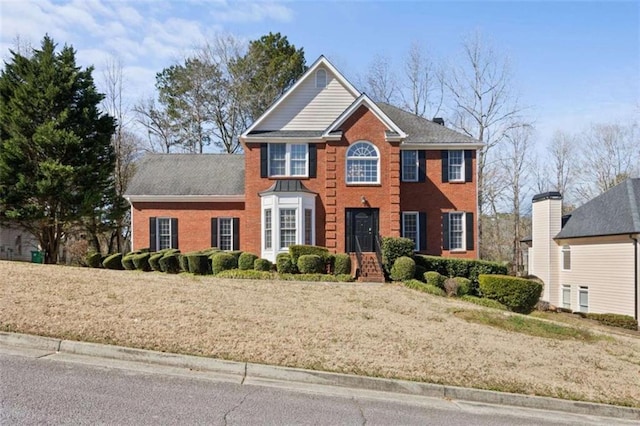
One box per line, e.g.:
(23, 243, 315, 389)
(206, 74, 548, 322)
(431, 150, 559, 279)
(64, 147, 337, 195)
(1, 331, 639, 421)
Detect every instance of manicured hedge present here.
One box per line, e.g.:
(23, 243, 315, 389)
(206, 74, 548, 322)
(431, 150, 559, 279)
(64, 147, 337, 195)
(121, 253, 137, 270)
(459, 295, 508, 310)
(102, 253, 124, 270)
(404, 279, 446, 297)
(187, 253, 211, 275)
(278, 273, 354, 282)
(333, 253, 351, 276)
(381, 237, 415, 274)
(178, 254, 190, 273)
(159, 253, 181, 274)
(276, 253, 296, 274)
(254, 258, 273, 271)
(415, 255, 507, 292)
(211, 252, 237, 274)
(478, 274, 543, 314)
(86, 252, 102, 268)
(586, 313, 638, 330)
(132, 252, 152, 272)
(424, 271, 445, 289)
(148, 252, 164, 271)
(289, 245, 330, 265)
(297, 254, 324, 274)
(454, 277, 472, 296)
(216, 269, 274, 280)
(238, 252, 259, 271)
(390, 256, 415, 281)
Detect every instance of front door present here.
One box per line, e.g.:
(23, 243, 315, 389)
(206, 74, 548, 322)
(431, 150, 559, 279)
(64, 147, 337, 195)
(346, 208, 379, 252)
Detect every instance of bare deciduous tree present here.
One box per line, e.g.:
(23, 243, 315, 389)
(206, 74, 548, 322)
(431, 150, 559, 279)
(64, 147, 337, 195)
(361, 54, 398, 104)
(401, 42, 442, 118)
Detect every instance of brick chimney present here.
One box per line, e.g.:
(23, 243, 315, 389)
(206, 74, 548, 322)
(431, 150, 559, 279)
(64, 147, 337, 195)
(530, 192, 562, 303)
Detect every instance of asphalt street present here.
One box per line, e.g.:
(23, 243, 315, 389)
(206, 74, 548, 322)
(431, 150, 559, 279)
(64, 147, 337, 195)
(1, 346, 635, 425)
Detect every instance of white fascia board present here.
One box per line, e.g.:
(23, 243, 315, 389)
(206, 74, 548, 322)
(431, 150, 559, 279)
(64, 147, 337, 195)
(400, 143, 485, 150)
(241, 56, 361, 138)
(126, 195, 245, 203)
(323, 94, 408, 139)
(242, 136, 326, 144)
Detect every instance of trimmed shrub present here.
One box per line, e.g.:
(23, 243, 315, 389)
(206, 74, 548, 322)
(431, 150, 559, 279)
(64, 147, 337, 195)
(381, 237, 415, 274)
(159, 253, 181, 274)
(478, 274, 543, 314)
(586, 313, 638, 330)
(390, 256, 416, 281)
(187, 253, 210, 275)
(297, 254, 324, 274)
(454, 277, 472, 296)
(178, 254, 189, 272)
(333, 253, 352, 276)
(148, 252, 164, 272)
(424, 271, 445, 289)
(211, 252, 237, 274)
(336, 274, 354, 282)
(238, 252, 259, 271)
(414, 265, 427, 281)
(404, 279, 446, 297)
(229, 251, 243, 262)
(216, 269, 273, 280)
(254, 258, 272, 271)
(276, 253, 296, 274)
(278, 273, 339, 282)
(200, 247, 220, 257)
(86, 252, 102, 268)
(289, 245, 330, 265)
(132, 252, 152, 271)
(415, 255, 508, 294)
(121, 253, 137, 270)
(102, 253, 124, 270)
(460, 295, 508, 310)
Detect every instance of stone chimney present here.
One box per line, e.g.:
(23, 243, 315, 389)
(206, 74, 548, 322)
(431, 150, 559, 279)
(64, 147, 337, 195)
(530, 192, 562, 303)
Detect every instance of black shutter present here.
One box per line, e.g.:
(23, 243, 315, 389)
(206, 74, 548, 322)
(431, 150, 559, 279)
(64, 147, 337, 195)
(211, 217, 218, 248)
(345, 210, 353, 252)
(170, 218, 178, 249)
(441, 151, 449, 183)
(465, 150, 473, 182)
(418, 151, 426, 182)
(442, 213, 450, 251)
(260, 144, 268, 178)
(400, 151, 404, 181)
(233, 217, 240, 250)
(419, 212, 427, 252)
(149, 217, 157, 252)
(466, 212, 474, 251)
(309, 144, 317, 178)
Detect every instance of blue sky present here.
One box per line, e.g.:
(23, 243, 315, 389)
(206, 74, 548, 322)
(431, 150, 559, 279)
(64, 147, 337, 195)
(1, 0, 638, 145)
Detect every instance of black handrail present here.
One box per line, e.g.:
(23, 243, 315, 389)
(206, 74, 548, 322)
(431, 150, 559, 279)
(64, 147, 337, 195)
(374, 234, 383, 270)
(354, 236, 363, 279)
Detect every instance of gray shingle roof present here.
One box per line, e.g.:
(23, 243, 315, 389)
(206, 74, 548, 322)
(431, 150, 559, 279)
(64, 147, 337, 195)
(376, 102, 482, 145)
(125, 154, 245, 196)
(555, 178, 640, 239)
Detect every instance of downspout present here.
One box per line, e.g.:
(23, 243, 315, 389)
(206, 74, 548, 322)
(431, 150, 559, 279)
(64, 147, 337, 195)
(632, 234, 639, 322)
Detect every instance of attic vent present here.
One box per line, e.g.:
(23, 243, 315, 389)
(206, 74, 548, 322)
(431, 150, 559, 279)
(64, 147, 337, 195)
(433, 117, 445, 126)
(316, 69, 327, 88)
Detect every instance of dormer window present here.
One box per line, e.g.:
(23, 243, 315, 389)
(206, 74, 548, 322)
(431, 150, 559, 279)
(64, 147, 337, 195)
(316, 69, 327, 88)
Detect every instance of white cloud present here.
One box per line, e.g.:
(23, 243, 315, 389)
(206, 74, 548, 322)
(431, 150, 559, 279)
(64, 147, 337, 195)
(208, 1, 294, 23)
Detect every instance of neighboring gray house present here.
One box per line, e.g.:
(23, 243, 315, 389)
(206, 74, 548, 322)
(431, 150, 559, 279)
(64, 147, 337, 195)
(526, 178, 640, 322)
(0, 224, 39, 262)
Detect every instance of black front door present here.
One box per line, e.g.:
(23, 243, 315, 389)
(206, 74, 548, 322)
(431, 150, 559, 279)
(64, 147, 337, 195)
(346, 208, 379, 252)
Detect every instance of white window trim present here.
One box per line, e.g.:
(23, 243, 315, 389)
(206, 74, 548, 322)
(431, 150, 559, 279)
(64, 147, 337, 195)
(578, 286, 589, 313)
(279, 208, 297, 250)
(561, 285, 571, 310)
(157, 217, 173, 251)
(316, 68, 327, 88)
(402, 211, 420, 251)
(401, 150, 419, 182)
(345, 141, 380, 185)
(449, 212, 466, 252)
(217, 217, 234, 251)
(448, 150, 465, 182)
(268, 143, 308, 177)
(561, 245, 571, 271)
(264, 209, 272, 250)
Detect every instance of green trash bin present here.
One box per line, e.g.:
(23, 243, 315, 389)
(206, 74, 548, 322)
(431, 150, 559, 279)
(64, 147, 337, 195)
(31, 250, 43, 264)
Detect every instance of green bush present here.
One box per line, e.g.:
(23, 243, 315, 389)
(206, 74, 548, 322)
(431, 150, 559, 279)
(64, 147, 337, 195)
(254, 258, 272, 271)
(586, 313, 638, 330)
(159, 253, 181, 274)
(229, 250, 243, 262)
(459, 295, 508, 311)
(102, 253, 124, 270)
(276, 253, 297, 274)
(414, 265, 427, 281)
(297, 254, 325, 274)
(415, 255, 508, 294)
(238, 252, 259, 270)
(390, 256, 416, 281)
(200, 247, 220, 257)
(86, 252, 102, 268)
(279, 273, 342, 282)
(216, 269, 274, 280)
(211, 252, 237, 274)
(132, 252, 152, 271)
(178, 254, 189, 272)
(289, 245, 330, 266)
(336, 274, 354, 282)
(381, 237, 415, 274)
(187, 253, 211, 275)
(148, 252, 164, 271)
(333, 253, 351, 275)
(454, 277, 472, 296)
(424, 271, 445, 289)
(478, 274, 543, 314)
(121, 253, 137, 270)
(404, 279, 446, 297)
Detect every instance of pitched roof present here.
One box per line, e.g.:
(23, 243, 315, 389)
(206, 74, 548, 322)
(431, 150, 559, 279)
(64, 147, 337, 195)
(125, 154, 245, 197)
(555, 178, 640, 239)
(376, 103, 482, 146)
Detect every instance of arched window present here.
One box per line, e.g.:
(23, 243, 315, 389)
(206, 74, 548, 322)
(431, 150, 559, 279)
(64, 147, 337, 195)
(346, 141, 379, 184)
(316, 69, 327, 88)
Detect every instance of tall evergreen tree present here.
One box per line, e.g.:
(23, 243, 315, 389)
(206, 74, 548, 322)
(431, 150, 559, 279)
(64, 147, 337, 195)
(0, 36, 116, 263)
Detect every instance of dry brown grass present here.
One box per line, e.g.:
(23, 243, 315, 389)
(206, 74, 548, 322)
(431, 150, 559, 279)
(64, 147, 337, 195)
(2, 260, 640, 407)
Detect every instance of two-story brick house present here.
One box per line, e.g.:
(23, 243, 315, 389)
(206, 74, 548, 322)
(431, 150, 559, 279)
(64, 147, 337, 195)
(125, 56, 482, 266)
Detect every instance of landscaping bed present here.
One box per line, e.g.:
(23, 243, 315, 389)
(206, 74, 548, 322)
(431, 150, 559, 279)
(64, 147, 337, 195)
(1, 260, 639, 407)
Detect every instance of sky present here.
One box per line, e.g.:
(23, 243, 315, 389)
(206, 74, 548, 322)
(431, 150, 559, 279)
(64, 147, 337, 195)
(0, 0, 638, 147)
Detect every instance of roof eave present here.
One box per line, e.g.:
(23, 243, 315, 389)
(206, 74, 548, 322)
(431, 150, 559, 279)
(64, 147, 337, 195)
(400, 142, 485, 150)
(242, 136, 326, 143)
(125, 195, 245, 203)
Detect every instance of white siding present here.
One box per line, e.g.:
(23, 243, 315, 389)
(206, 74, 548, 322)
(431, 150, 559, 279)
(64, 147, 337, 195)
(529, 197, 562, 304)
(255, 67, 357, 131)
(559, 237, 636, 317)
(0, 225, 39, 262)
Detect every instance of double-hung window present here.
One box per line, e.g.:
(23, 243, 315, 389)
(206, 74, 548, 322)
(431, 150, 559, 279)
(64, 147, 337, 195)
(579, 286, 589, 313)
(402, 150, 418, 182)
(449, 212, 465, 251)
(264, 209, 272, 250)
(562, 285, 571, 309)
(448, 150, 464, 182)
(157, 218, 172, 250)
(562, 245, 571, 270)
(218, 218, 233, 251)
(304, 209, 313, 245)
(280, 209, 297, 249)
(402, 212, 419, 250)
(269, 144, 308, 177)
(346, 141, 379, 184)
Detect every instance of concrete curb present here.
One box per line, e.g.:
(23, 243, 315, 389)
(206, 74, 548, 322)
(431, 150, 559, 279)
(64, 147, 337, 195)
(1, 331, 638, 421)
